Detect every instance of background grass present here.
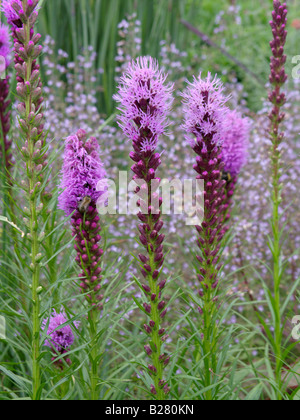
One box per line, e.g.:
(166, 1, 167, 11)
(35, 0, 300, 113)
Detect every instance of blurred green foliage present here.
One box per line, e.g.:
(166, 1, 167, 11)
(11, 0, 292, 113)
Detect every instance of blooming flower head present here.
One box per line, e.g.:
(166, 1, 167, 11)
(1, 0, 23, 29)
(221, 110, 250, 177)
(182, 72, 229, 148)
(114, 56, 173, 152)
(58, 129, 107, 216)
(0, 23, 11, 68)
(41, 309, 79, 352)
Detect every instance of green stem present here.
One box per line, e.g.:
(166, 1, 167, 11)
(89, 308, 99, 400)
(271, 133, 283, 399)
(23, 8, 41, 399)
(149, 253, 164, 400)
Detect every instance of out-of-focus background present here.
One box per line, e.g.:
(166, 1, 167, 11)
(36, 0, 299, 114)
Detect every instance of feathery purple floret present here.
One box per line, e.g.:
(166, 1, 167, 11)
(58, 129, 106, 216)
(114, 56, 173, 152)
(42, 309, 78, 352)
(0, 23, 12, 68)
(221, 110, 250, 177)
(1, 0, 22, 29)
(182, 72, 228, 149)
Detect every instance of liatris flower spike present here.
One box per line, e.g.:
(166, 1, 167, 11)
(59, 129, 106, 400)
(268, 0, 288, 398)
(114, 57, 174, 399)
(2, 0, 48, 399)
(182, 72, 229, 294)
(59, 129, 107, 309)
(220, 110, 250, 220)
(0, 23, 12, 176)
(182, 73, 229, 398)
(42, 309, 79, 369)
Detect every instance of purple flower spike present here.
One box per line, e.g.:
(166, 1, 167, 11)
(221, 110, 250, 178)
(58, 129, 106, 217)
(115, 57, 173, 399)
(220, 110, 250, 221)
(41, 309, 79, 368)
(1, 0, 23, 29)
(182, 72, 228, 149)
(0, 24, 12, 176)
(182, 72, 229, 299)
(0, 23, 12, 68)
(59, 130, 107, 309)
(114, 56, 173, 153)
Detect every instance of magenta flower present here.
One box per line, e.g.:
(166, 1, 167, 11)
(42, 309, 78, 352)
(182, 72, 229, 300)
(0, 23, 12, 68)
(114, 56, 173, 153)
(0, 24, 12, 175)
(59, 129, 106, 309)
(42, 309, 79, 368)
(115, 56, 173, 399)
(58, 129, 106, 217)
(221, 110, 250, 177)
(1, 0, 23, 29)
(182, 72, 228, 149)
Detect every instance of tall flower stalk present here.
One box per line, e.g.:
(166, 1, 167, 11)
(220, 109, 250, 221)
(2, 0, 47, 399)
(268, 0, 288, 397)
(115, 57, 173, 399)
(182, 73, 229, 400)
(59, 129, 106, 400)
(0, 22, 13, 255)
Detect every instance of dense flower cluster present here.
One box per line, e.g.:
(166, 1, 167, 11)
(0, 23, 11, 67)
(42, 309, 78, 367)
(182, 72, 228, 148)
(59, 129, 106, 309)
(221, 110, 250, 178)
(115, 56, 173, 153)
(58, 129, 106, 217)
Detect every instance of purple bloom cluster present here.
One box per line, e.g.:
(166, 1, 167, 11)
(42, 309, 78, 367)
(182, 73, 228, 297)
(0, 24, 12, 174)
(220, 110, 250, 221)
(1, 0, 23, 29)
(114, 56, 173, 153)
(59, 129, 106, 217)
(115, 57, 173, 398)
(221, 110, 250, 177)
(59, 129, 106, 309)
(182, 72, 228, 149)
(0, 23, 11, 68)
